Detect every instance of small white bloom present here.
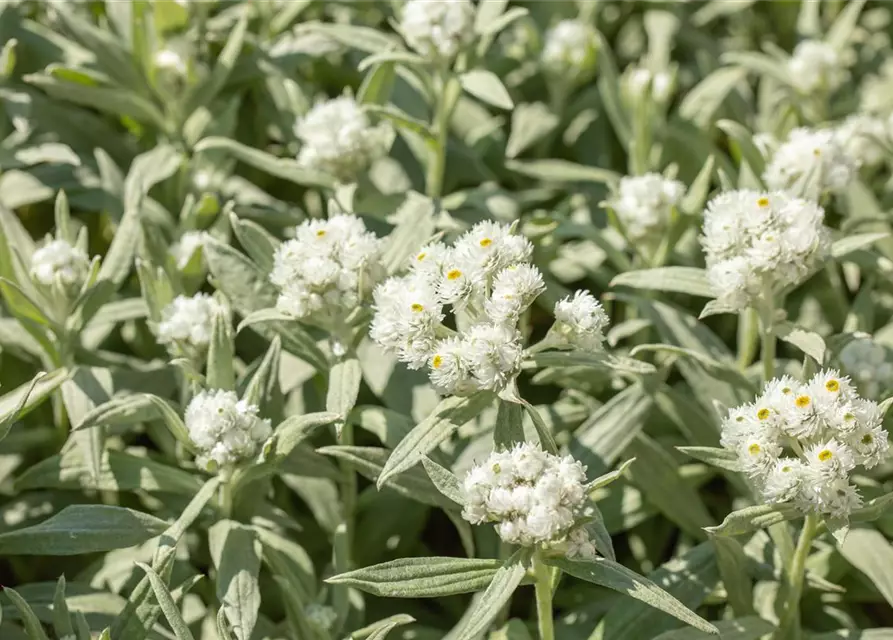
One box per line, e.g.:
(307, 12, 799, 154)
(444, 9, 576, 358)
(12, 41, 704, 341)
(813, 478, 863, 519)
(763, 127, 857, 196)
(804, 439, 856, 480)
(485, 264, 545, 326)
(788, 40, 845, 94)
(465, 323, 523, 393)
(763, 459, 807, 504)
(184, 390, 272, 471)
(542, 20, 597, 81)
(154, 49, 187, 75)
(30, 239, 91, 289)
(295, 96, 392, 181)
(835, 114, 889, 168)
(551, 290, 610, 352)
(170, 231, 208, 270)
(428, 336, 477, 396)
(157, 293, 224, 351)
(371, 273, 444, 370)
(609, 173, 685, 242)
(566, 527, 597, 559)
(400, 0, 475, 61)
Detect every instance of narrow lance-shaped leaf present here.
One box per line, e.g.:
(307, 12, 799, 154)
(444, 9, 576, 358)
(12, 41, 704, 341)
(327, 557, 507, 597)
(455, 549, 530, 640)
(135, 563, 197, 640)
(209, 520, 262, 640)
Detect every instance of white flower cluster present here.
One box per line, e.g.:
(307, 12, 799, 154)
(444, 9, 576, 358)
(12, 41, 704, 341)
(170, 231, 208, 270)
(700, 190, 830, 309)
(295, 97, 392, 181)
(541, 20, 597, 81)
(271, 214, 384, 325)
(157, 293, 224, 350)
(623, 64, 675, 105)
(304, 604, 337, 632)
(839, 337, 893, 400)
(185, 390, 272, 471)
(400, 0, 475, 62)
(609, 173, 686, 242)
(787, 39, 845, 94)
(462, 443, 594, 554)
(550, 291, 610, 352)
(835, 114, 890, 169)
(721, 370, 889, 518)
(30, 239, 91, 289)
(763, 127, 857, 196)
(371, 222, 542, 395)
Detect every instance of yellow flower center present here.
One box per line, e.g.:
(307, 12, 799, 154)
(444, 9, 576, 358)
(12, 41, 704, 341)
(735, 416, 744, 423)
(748, 443, 761, 455)
(757, 197, 770, 207)
(813, 148, 822, 157)
(781, 465, 792, 473)
(757, 408, 770, 420)
(447, 269, 462, 280)
(432, 355, 443, 369)
(492, 463, 501, 473)
(479, 238, 493, 247)
(862, 433, 874, 445)
(817, 449, 833, 462)
(795, 395, 811, 408)
(411, 303, 424, 312)
(782, 387, 792, 395)
(416, 252, 426, 261)
(316, 229, 326, 237)
(825, 379, 839, 392)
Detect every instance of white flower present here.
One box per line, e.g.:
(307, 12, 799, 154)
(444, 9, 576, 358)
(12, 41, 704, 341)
(428, 336, 477, 396)
(788, 40, 845, 94)
(763, 127, 857, 196)
(154, 49, 187, 75)
(295, 96, 392, 180)
(623, 64, 675, 104)
(551, 290, 610, 351)
(700, 190, 830, 309)
(484, 264, 545, 326)
(184, 390, 272, 471)
(400, 0, 475, 61)
(30, 239, 91, 289)
(304, 604, 337, 632)
(157, 293, 224, 350)
(461, 443, 590, 548)
(839, 337, 893, 399)
(541, 20, 597, 81)
(609, 173, 685, 242)
(170, 231, 208, 270)
(565, 527, 597, 559)
(271, 213, 385, 326)
(371, 273, 444, 370)
(835, 114, 889, 168)
(465, 323, 523, 392)
(804, 439, 856, 480)
(764, 459, 807, 505)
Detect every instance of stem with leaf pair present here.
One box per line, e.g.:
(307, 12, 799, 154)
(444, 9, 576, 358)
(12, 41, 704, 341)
(533, 551, 555, 640)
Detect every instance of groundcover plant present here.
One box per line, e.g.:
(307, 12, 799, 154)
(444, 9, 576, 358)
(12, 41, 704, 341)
(2, 0, 893, 638)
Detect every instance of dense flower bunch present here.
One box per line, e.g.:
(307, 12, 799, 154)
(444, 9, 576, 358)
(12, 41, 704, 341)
(701, 190, 830, 309)
(371, 222, 542, 395)
(185, 390, 272, 471)
(271, 214, 385, 328)
(609, 173, 685, 242)
(548, 291, 610, 352)
(461, 443, 595, 555)
(720, 370, 889, 518)
(763, 127, 857, 195)
(839, 337, 893, 400)
(30, 239, 91, 289)
(157, 293, 223, 351)
(295, 96, 392, 181)
(787, 39, 845, 94)
(400, 0, 475, 62)
(541, 19, 598, 82)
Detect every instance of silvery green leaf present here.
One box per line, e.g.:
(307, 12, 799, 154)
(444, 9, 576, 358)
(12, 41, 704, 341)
(653, 617, 774, 640)
(270, 411, 340, 461)
(824, 0, 867, 50)
(358, 50, 425, 73)
(242, 335, 282, 410)
(377, 392, 493, 488)
(354, 614, 417, 640)
(229, 214, 280, 274)
(505, 159, 620, 185)
(677, 446, 742, 471)
(327, 357, 362, 424)
(71, 392, 156, 431)
(475, 6, 528, 37)
(705, 503, 802, 536)
(54, 190, 74, 243)
(678, 67, 749, 128)
(826, 516, 849, 546)
(183, 13, 248, 119)
(0, 37, 16, 78)
(680, 156, 716, 215)
(831, 232, 890, 258)
(327, 557, 506, 597)
(365, 104, 436, 143)
(493, 398, 525, 449)
(236, 308, 295, 333)
(548, 554, 719, 636)
(526, 351, 656, 375)
(710, 536, 754, 617)
(850, 491, 893, 522)
(62, 367, 116, 485)
(4, 586, 51, 640)
(699, 299, 738, 319)
(52, 576, 74, 639)
(459, 69, 514, 110)
(421, 457, 463, 506)
(0, 369, 67, 442)
(380, 193, 436, 275)
(357, 58, 398, 106)
(505, 103, 558, 159)
(295, 21, 399, 53)
(134, 563, 196, 640)
(585, 457, 637, 491)
(194, 137, 336, 188)
(254, 526, 317, 603)
(0, 277, 53, 327)
(715, 120, 766, 179)
(143, 395, 194, 452)
(209, 520, 262, 640)
(584, 503, 616, 561)
(720, 51, 790, 85)
(839, 527, 893, 608)
(612, 267, 714, 298)
(775, 322, 825, 364)
(454, 549, 530, 640)
(207, 308, 235, 391)
(0, 505, 167, 555)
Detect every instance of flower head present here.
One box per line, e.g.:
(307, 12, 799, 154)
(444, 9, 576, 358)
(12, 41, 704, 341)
(184, 390, 272, 471)
(542, 20, 597, 82)
(609, 173, 685, 242)
(788, 40, 845, 94)
(551, 291, 610, 352)
(700, 190, 830, 309)
(157, 293, 224, 351)
(763, 127, 857, 196)
(400, 0, 475, 62)
(30, 239, 91, 289)
(295, 97, 392, 181)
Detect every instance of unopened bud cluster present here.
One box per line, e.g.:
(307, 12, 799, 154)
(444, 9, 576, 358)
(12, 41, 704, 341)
(609, 173, 685, 243)
(185, 390, 272, 471)
(157, 293, 224, 351)
(30, 239, 91, 290)
(763, 127, 857, 196)
(400, 0, 475, 63)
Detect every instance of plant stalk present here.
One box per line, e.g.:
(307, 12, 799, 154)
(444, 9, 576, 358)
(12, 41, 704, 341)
(339, 421, 358, 546)
(425, 72, 458, 199)
(533, 551, 555, 640)
(758, 297, 776, 383)
(774, 513, 818, 639)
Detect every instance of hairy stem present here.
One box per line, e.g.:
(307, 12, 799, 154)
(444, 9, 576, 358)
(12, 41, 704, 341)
(759, 297, 776, 383)
(774, 514, 818, 640)
(425, 73, 459, 199)
(533, 551, 555, 640)
(339, 421, 357, 546)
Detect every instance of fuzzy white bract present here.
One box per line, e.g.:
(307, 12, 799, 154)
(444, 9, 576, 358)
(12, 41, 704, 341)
(271, 214, 384, 326)
(551, 291, 610, 351)
(835, 114, 889, 168)
(788, 39, 845, 94)
(700, 190, 830, 309)
(763, 127, 857, 196)
(720, 370, 889, 518)
(609, 173, 685, 242)
(157, 293, 224, 350)
(30, 239, 91, 289)
(839, 337, 893, 400)
(170, 231, 208, 269)
(185, 390, 272, 471)
(541, 19, 597, 81)
(400, 0, 475, 62)
(295, 97, 392, 181)
(462, 443, 594, 554)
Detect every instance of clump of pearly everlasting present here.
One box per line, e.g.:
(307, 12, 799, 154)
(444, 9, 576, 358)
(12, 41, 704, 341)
(157, 293, 224, 351)
(371, 222, 543, 396)
(185, 390, 272, 472)
(30, 239, 91, 290)
(787, 40, 845, 94)
(720, 370, 889, 519)
(839, 337, 893, 400)
(608, 173, 686, 243)
(462, 443, 595, 555)
(835, 115, 890, 169)
(170, 231, 208, 270)
(541, 19, 598, 83)
(400, 0, 475, 62)
(295, 96, 392, 181)
(763, 127, 857, 196)
(547, 291, 610, 352)
(271, 214, 385, 327)
(700, 190, 830, 310)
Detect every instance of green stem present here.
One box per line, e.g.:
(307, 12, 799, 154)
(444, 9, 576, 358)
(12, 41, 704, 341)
(737, 308, 759, 371)
(218, 479, 233, 519)
(533, 551, 555, 640)
(339, 421, 358, 546)
(774, 514, 818, 640)
(758, 297, 776, 383)
(425, 73, 458, 199)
